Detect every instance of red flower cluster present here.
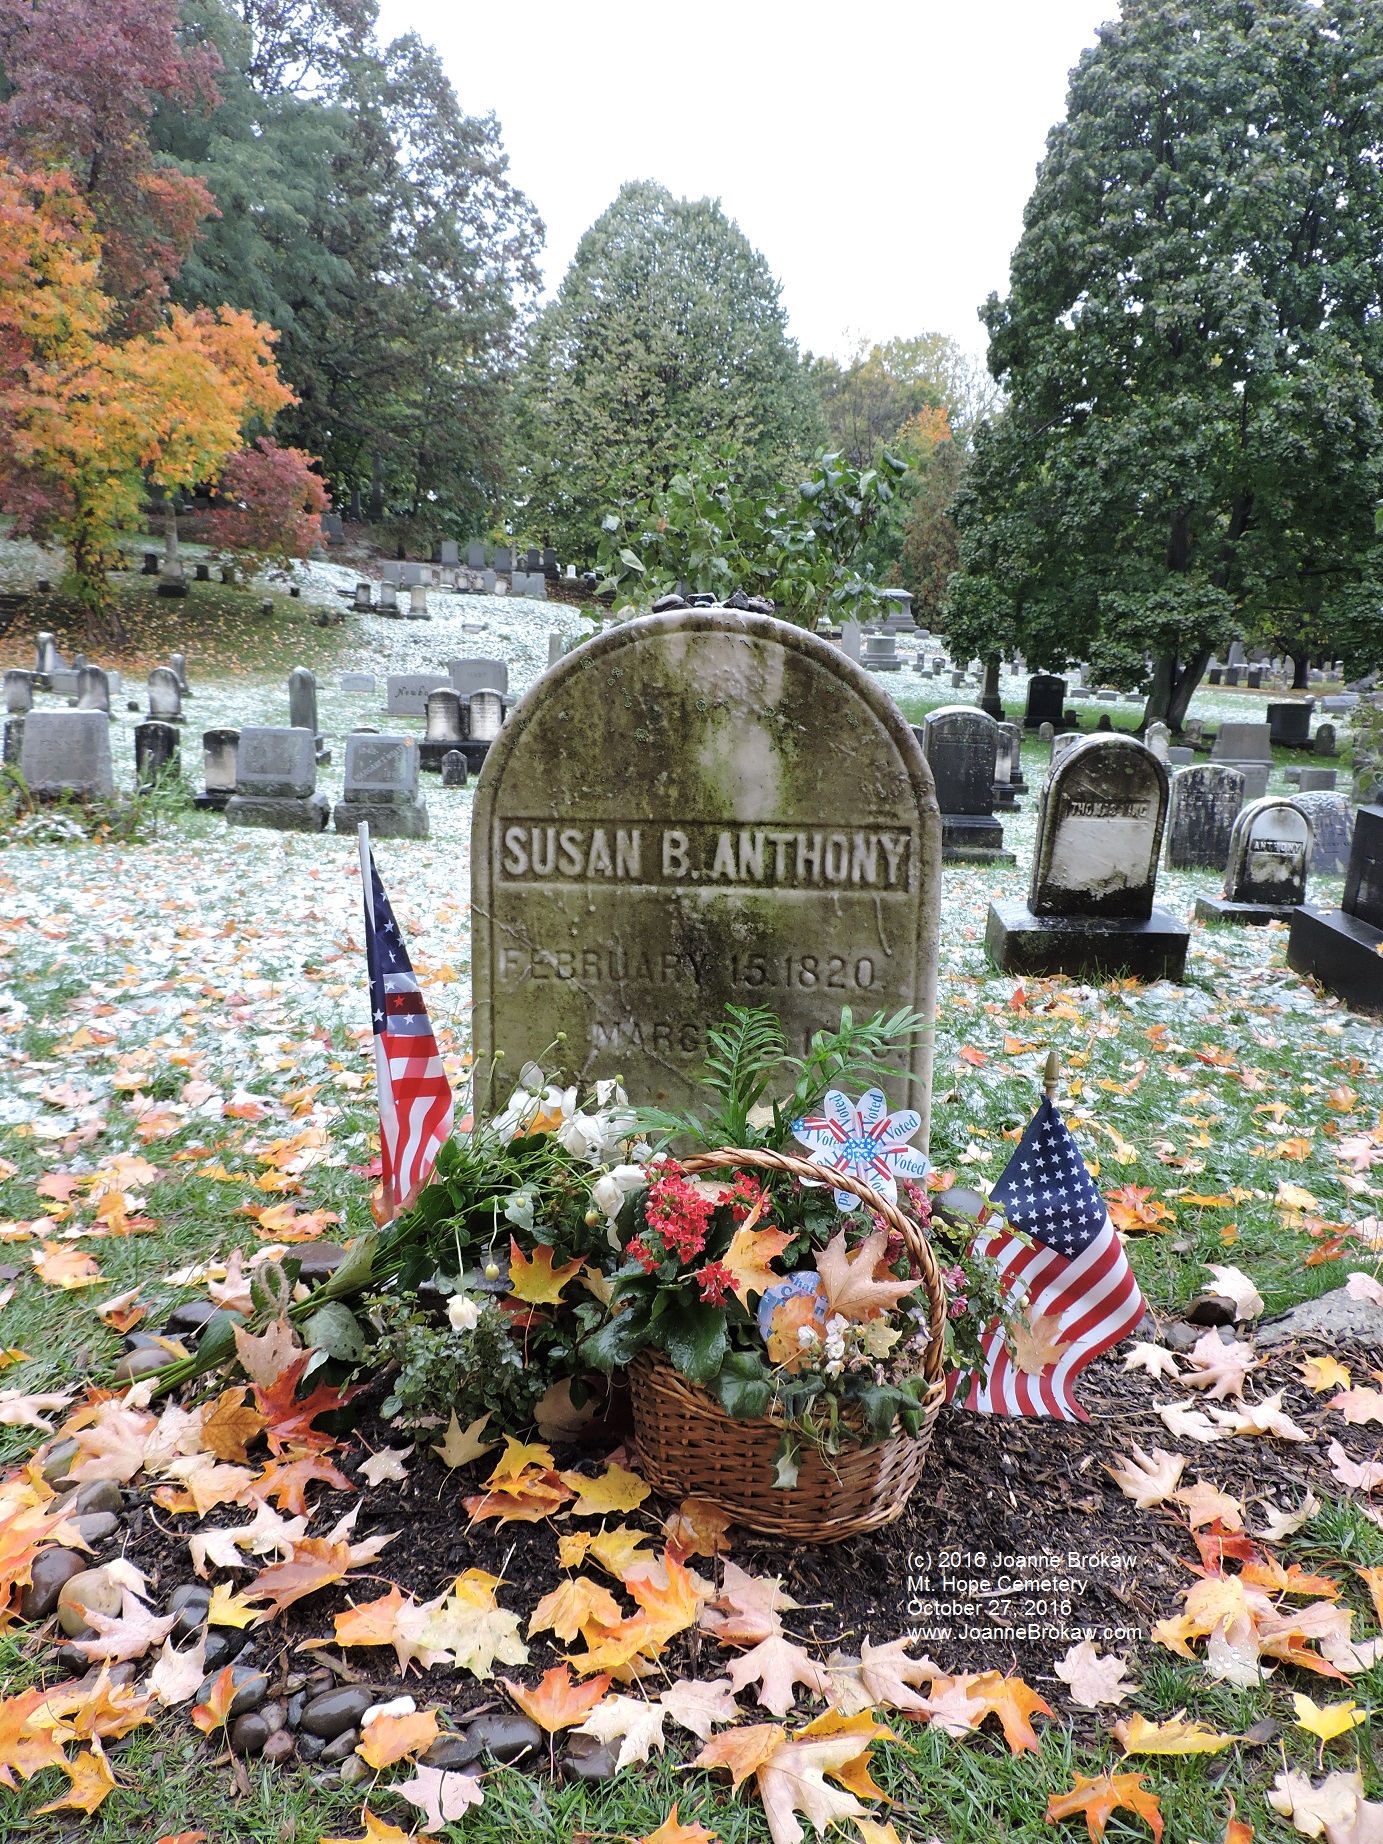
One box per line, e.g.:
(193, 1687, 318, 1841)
(900, 1177, 933, 1224)
(694, 1259, 736, 1305)
(729, 1172, 770, 1223)
(642, 1162, 714, 1264)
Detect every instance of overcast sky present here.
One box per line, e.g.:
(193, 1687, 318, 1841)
(375, 1, 1115, 362)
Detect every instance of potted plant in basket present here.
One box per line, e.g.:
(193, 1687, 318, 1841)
(579, 1005, 1015, 1542)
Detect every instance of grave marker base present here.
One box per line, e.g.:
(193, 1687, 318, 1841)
(985, 898, 1190, 980)
(192, 791, 231, 811)
(224, 793, 330, 833)
(332, 799, 429, 839)
(1195, 896, 1300, 926)
(941, 815, 1014, 864)
(1287, 907, 1383, 1015)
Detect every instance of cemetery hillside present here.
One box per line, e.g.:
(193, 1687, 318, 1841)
(2, 3, 1383, 1843)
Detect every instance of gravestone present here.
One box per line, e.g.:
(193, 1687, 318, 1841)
(441, 749, 467, 787)
(134, 720, 180, 791)
(1196, 797, 1312, 924)
(548, 632, 564, 668)
(385, 673, 450, 718)
(440, 540, 459, 566)
(465, 690, 505, 764)
(339, 672, 376, 694)
(542, 547, 559, 578)
(421, 689, 466, 769)
(481, 568, 498, 594)
(2, 716, 22, 766)
(170, 652, 190, 696)
(839, 620, 861, 664)
(353, 582, 374, 612)
(407, 584, 430, 619)
(401, 563, 425, 587)
(1294, 791, 1353, 875)
(999, 720, 1027, 793)
(1024, 674, 1067, 731)
(20, 710, 113, 798)
(915, 706, 1013, 864)
(147, 667, 183, 724)
(1208, 667, 1224, 685)
(195, 727, 239, 810)
(76, 666, 110, 715)
(1315, 722, 1337, 757)
(34, 632, 61, 679)
(467, 542, 487, 569)
(1183, 718, 1205, 749)
(1144, 721, 1170, 763)
(378, 582, 399, 616)
(225, 727, 329, 832)
(380, 562, 401, 585)
(1268, 702, 1313, 748)
(1165, 763, 1245, 870)
(141, 551, 159, 575)
(493, 546, 512, 573)
(1049, 731, 1083, 775)
(288, 666, 329, 763)
(986, 735, 1188, 979)
(862, 634, 900, 672)
(1167, 746, 1193, 765)
(992, 725, 1017, 810)
(195, 562, 210, 581)
(471, 609, 943, 1132)
(1298, 767, 1337, 792)
(4, 670, 32, 715)
(333, 732, 428, 839)
(1228, 641, 1248, 668)
(1289, 804, 1383, 1013)
(449, 658, 509, 698)
(1211, 721, 1272, 768)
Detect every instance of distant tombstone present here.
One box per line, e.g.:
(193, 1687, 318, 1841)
(196, 727, 239, 809)
(287, 666, 319, 737)
(1023, 673, 1066, 732)
(401, 563, 425, 588)
(1228, 641, 1248, 667)
(1165, 763, 1245, 870)
(466, 690, 504, 754)
(1224, 666, 1241, 686)
(1038, 720, 1055, 743)
(440, 540, 459, 566)
(334, 732, 428, 838)
(1196, 797, 1312, 924)
(147, 667, 183, 724)
(20, 710, 113, 798)
(35, 631, 61, 678)
(134, 720, 180, 790)
(542, 547, 558, 577)
(407, 584, 430, 620)
(493, 546, 512, 573)
(525, 547, 540, 572)
(1144, 721, 1171, 763)
(76, 666, 110, 714)
(471, 609, 942, 1129)
(449, 658, 509, 698)
(353, 582, 374, 612)
(992, 726, 1017, 810)
(339, 672, 376, 694)
(226, 726, 328, 832)
(998, 721, 1027, 792)
(1247, 668, 1263, 690)
(194, 562, 210, 581)
(1167, 745, 1194, 766)
(1294, 790, 1354, 875)
(441, 748, 467, 788)
(321, 512, 344, 543)
(421, 689, 466, 770)
(1298, 767, 1337, 792)
(862, 634, 900, 672)
(839, 620, 861, 663)
(170, 652, 190, 696)
(916, 706, 1012, 864)
(1208, 667, 1224, 685)
(1268, 701, 1313, 747)
(548, 632, 564, 667)
(467, 542, 487, 569)
(2, 717, 22, 766)
(380, 561, 402, 585)
(141, 551, 160, 576)
(481, 569, 498, 594)
(986, 735, 1188, 979)
(4, 671, 32, 715)
(1314, 722, 1337, 757)
(1289, 803, 1383, 1012)
(1183, 718, 1205, 748)
(378, 582, 399, 615)
(385, 673, 450, 718)
(1212, 721, 1272, 766)
(1049, 731, 1083, 774)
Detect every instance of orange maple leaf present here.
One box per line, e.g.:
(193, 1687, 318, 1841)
(502, 1664, 611, 1732)
(1105, 1186, 1175, 1233)
(200, 1389, 268, 1464)
(958, 1045, 988, 1066)
(692, 1722, 787, 1788)
(0, 1683, 70, 1784)
(32, 1242, 103, 1289)
(1046, 1769, 1163, 1842)
(253, 1359, 359, 1456)
(637, 1807, 719, 1844)
(241, 1538, 353, 1619)
(250, 1455, 354, 1516)
(720, 1224, 794, 1305)
(190, 1665, 238, 1734)
(962, 1671, 1052, 1753)
(358, 1708, 439, 1769)
(507, 1239, 584, 1305)
(34, 1739, 118, 1815)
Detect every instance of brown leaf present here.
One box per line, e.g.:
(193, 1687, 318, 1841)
(814, 1227, 920, 1322)
(199, 1389, 268, 1464)
(241, 1538, 353, 1619)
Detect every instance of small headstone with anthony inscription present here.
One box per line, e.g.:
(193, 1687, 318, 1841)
(1196, 797, 1312, 924)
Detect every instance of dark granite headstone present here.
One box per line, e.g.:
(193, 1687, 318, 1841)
(916, 705, 1012, 864)
(1268, 701, 1313, 747)
(986, 736, 1187, 979)
(134, 720, 180, 790)
(1196, 797, 1311, 924)
(441, 749, 467, 788)
(1294, 791, 1353, 875)
(1288, 804, 1383, 1014)
(1023, 674, 1067, 732)
(1165, 764, 1244, 871)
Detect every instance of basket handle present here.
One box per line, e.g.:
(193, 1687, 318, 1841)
(679, 1146, 948, 1387)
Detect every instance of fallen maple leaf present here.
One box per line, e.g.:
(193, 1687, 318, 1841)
(693, 1721, 787, 1788)
(1173, 1480, 1245, 1531)
(1123, 1343, 1182, 1381)
(32, 1242, 103, 1289)
(721, 1224, 795, 1304)
(1054, 1641, 1138, 1710)
(359, 1446, 410, 1487)
(393, 1763, 485, 1833)
(1268, 1768, 1381, 1839)
(1011, 1309, 1071, 1374)
(1182, 1331, 1261, 1399)
(503, 1664, 611, 1732)
(200, 1388, 268, 1464)
(1302, 1354, 1352, 1393)
(34, 1739, 118, 1815)
(1106, 1444, 1186, 1508)
(727, 1633, 835, 1717)
(573, 1693, 667, 1769)
(529, 1577, 623, 1645)
(251, 1454, 354, 1515)
(701, 1560, 796, 1644)
(658, 1677, 739, 1740)
(191, 1665, 238, 1734)
(558, 1463, 650, 1516)
(318, 1814, 411, 1844)
(1292, 1693, 1367, 1745)
(1329, 1439, 1383, 1492)
(94, 1286, 145, 1333)
(756, 1733, 870, 1844)
(148, 1633, 208, 1706)
(358, 1707, 439, 1769)
(664, 1496, 734, 1562)
(1046, 1769, 1163, 1843)
(232, 1316, 301, 1389)
(507, 1238, 584, 1305)
(0, 1386, 74, 1432)
(1332, 1386, 1383, 1426)
(432, 1409, 497, 1469)
(1113, 1711, 1236, 1755)
(73, 1589, 177, 1664)
(1256, 1492, 1321, 1542)
(1157, 1401, 1223, 1443)
(815, 1227, 919, 1322)
(1106, 1186, 1175, 1233)
(241, 1538, 352, 1619)
(635, 1807, 718, 1844)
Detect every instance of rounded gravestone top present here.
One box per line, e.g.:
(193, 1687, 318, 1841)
(1223, 796, 1311, 904)
(1030, 733, 1169, 919)
(471, 609, 942, 1135)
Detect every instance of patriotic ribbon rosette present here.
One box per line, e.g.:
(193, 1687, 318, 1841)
(789, 1087, 932, 1210)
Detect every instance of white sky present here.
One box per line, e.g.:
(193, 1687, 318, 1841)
(375, 0, 1115, 362)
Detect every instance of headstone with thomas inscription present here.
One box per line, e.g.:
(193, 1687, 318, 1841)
(986, 734, 1187, 979)
(471, 608, 943, 1134)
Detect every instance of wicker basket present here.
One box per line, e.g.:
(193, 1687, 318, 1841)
(628, 1146, 948, 1544)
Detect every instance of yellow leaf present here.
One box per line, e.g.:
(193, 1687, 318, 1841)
(1301, 1355, 1352, 1393)
(485, 1434, 555, 1485)
(32, 1241, 103, 1289)
(507, 1239, 584, 1305)
(206, 1583, 258, 1629)
(35, 1740, 118, 1814)
(357, 1708, 439, 1769)
(1277, 1181, 1319, 1212)
(558, 1464, 650, 1516)
(721, 1224, 794, 1304)
(1292, 1694, 1368, 1744)
(1113, 1711, 1237, 1755)
(432, 1410, 498, 1470)
(318, 1813, 413, 1844)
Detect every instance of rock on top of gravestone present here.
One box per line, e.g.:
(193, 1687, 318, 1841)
(1029, 735, 1169, 919)
(235, 726, 316, 799)
(1223, 797, 1312, 905)
(20, 709, 113, 798)
(343, 732, 419, 806)
(471, 609, 943, 1136)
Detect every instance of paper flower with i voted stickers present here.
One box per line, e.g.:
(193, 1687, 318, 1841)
(790, 1088, 930, 1211)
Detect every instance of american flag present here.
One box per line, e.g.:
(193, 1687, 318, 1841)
(948, 1095, 1144, 1420)
(357, 824, 453, 1216)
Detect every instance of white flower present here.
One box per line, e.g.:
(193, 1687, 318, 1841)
(447, 1294, 480, 1332)
(797, 1324, 820, 1348)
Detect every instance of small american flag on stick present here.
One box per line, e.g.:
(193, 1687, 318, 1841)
(358, 823, 453, 1217)
(948, 1066, 1144, 1421)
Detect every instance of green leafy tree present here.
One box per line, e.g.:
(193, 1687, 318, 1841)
(514, 181, 821, 561)
(949, 0, 1383, 727)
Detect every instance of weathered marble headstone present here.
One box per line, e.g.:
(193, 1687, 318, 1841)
(915, 706, 1012, 863)
(1211, 722, 1271, 770)
(5, 670, 33, 715)
(1197, 797, 1312, 924)
(401, 563, 424, 588)
(421, 689, 465, 770)
(1144, 721, 1170, 763)
(378, 582, 399, 615)
(195, 727, 239, 809)
(1165, 763, 1245, 870)
(353, 582, 374, 612)
(407, 584, 430, 620)
(493, 546, 512, 573)
(333, 732, 428, 838)
(2, 716, 22, 766)
(226, 727, 328, 832)
(34, 632, 60, 680)
(998, 720, 1027, 793)
(986, 735, 1187, 978)
(20, 710, 113, 798)
(838, 621, 862, 664)
(862, 633, 900, 673)
(288, 666, 318, 735)
(147, 667, 182, 724)
(548, 632, 565, 668)
(1049, 731, 1082, 774)
(385, 673, 450, 718)
(441, 748, 467, 787)
(1289, 803, 1383, 1013)
(1167, 746, 1194, 766)
(449, 658, 508, 698)
(440, 540, 459, 566)
(471, 609, 943, 1131)
(76, 666, 110, 715)
(1294, 791, 1353, 875)
(1268, 701, 1313, 748)
(170, 652, 190, 697)
(1023, 673, 1066, 731)
(134, 720, 180, 790)
(1315, 722, 1337, 757)
(1298, 767, 1337, 792)
(992, 725, 1017, 810)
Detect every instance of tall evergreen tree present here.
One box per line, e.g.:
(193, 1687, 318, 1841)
(514, 181, 820, 560)
(949, 0, 1383, 724)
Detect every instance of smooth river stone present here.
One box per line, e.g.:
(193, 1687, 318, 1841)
(471, 610, 942, 1138)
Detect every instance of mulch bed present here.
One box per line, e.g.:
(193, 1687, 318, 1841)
(87, 1327, 1380, 1736)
